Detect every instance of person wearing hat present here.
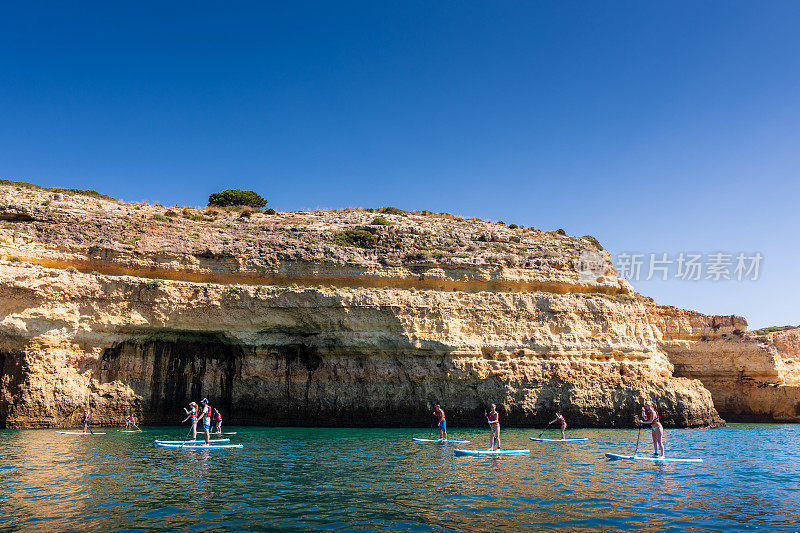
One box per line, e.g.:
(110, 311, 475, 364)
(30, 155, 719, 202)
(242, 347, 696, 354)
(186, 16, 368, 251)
(197, 398, 212, 445)
(182, 402, 199, 440)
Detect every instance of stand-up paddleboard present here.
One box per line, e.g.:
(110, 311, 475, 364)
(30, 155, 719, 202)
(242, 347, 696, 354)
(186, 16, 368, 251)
(454, 449, 530, 456)
(55, 431, 106, 435)
(155, 439, 230, 444)
(118, 430, 142, 433)
(605, 453, 702, 463)
(219, 432, 237, 435)
(530, 437, 588, 442)
(412, 438, 470, 444)
(156, 442, 243, 449)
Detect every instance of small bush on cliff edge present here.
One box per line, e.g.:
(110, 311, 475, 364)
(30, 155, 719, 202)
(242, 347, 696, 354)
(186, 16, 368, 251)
(753, 325, 799, 335)
(208, 189, 267, 208)
(378, 206, 406, 216)
(582, 235, 604, 250)
(144, 279, 163, 289)
(334, 229, 377, 249)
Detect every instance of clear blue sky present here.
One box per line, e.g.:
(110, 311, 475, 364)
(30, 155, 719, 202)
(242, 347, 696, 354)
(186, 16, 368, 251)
(1, 2, 798, 329)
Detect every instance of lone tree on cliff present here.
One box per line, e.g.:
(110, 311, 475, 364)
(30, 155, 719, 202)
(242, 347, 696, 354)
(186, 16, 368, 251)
(208, 189, 267, 208)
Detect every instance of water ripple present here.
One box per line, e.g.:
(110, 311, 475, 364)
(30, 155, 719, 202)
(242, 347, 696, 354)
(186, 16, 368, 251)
(0, 426, 798, 531)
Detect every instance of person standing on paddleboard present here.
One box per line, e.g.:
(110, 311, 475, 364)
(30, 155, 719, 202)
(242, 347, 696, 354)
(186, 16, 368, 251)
(212, 408, 223, 434)
(182, 402, 199, 440)
(549, 412, 567, 440)
(638, 401, 664, 457)
(123, 414, 131, 430)
(433, 404, 447, 441)
(81, 408, 90, 433)
(487, 404, 501, 450)
(197, 398, 212, 445)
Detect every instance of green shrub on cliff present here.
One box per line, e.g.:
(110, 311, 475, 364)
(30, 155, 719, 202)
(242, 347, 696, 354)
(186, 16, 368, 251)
(334, 229, 377, 249)
(208, 189, 267, 208)
(144, 279, 163, 289)
(556, 228, 567, 236)
(753, 325, 798, 335)
(582, 235, 604, 250)
(370, 217, 392, 226)
(403, 251, 430, 262)
(150, 214, 168, 222)
(49, 188, 116, 201)
(378, 206, 406, 216)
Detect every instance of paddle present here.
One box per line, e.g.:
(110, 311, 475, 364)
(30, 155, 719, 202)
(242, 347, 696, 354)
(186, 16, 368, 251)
(179, 424, 193, 448)
(633, 420, 642, 457)
(428, 416, 434, 440)
(538, 420, 553, 439)
(485, 410, 494, 449)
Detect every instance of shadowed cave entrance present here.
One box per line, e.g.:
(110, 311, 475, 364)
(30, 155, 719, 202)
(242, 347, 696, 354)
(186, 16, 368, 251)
(100, 332, 242, 423)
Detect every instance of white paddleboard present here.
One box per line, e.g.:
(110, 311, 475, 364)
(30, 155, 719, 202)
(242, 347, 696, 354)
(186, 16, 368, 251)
(118, 430, 142, 433)
(155, 439, 230, 444)
(454, 449, 530, 456)
(412, 438, 471, 444)
(605, 453, 703, 463)
(530, 437, 588, 442)
(55, 431, 106, 435)
(156, 442, 243, 449)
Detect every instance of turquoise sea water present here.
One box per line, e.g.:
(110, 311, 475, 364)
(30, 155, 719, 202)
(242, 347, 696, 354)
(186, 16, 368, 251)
(0, 425, 798, 532)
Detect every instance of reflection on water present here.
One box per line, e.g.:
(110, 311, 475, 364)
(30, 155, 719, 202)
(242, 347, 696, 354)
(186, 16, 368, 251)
(0, 425, 798, 531)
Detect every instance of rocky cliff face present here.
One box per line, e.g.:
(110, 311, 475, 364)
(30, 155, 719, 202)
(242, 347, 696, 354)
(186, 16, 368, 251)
(0, 182, 790, 427)
(650, 308, 800, 422)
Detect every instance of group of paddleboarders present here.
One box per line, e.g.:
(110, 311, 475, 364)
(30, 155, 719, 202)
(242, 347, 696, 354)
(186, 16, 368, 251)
(182, 398, 224, 444)
(431, 401, 667, 456)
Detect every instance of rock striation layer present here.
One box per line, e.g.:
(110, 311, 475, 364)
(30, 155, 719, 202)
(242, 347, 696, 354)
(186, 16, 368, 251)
(0, 182, 791, 427)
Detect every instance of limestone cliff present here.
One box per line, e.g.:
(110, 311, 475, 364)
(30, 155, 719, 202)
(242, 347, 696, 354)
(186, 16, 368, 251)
(0, 182, 786, 428)
(648, 308, 800, 422)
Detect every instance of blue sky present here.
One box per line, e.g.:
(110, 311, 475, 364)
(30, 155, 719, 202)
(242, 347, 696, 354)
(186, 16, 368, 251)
(1, 2, 798, 328)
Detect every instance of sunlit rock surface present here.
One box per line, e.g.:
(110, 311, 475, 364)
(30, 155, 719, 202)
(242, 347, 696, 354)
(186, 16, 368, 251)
(0, 183, 791, 427)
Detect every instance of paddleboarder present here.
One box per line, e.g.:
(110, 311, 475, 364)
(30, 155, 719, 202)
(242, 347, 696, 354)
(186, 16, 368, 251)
(638, 401, 664, 457)
(182, 402, 199, 440)
(433, 404, 447, 441)
(197, 398, 212, 445)
(81, 408, 90, 433)
(212, 407, 223, 434)
(487, 404, 501, 450)
(548, 412, 567, 440)
(123, 414, 131, 430)
(128, 414, 141, 432)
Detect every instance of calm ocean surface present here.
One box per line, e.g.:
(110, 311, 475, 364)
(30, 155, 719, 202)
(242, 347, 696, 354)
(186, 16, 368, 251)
(0, 424, 798, 532)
